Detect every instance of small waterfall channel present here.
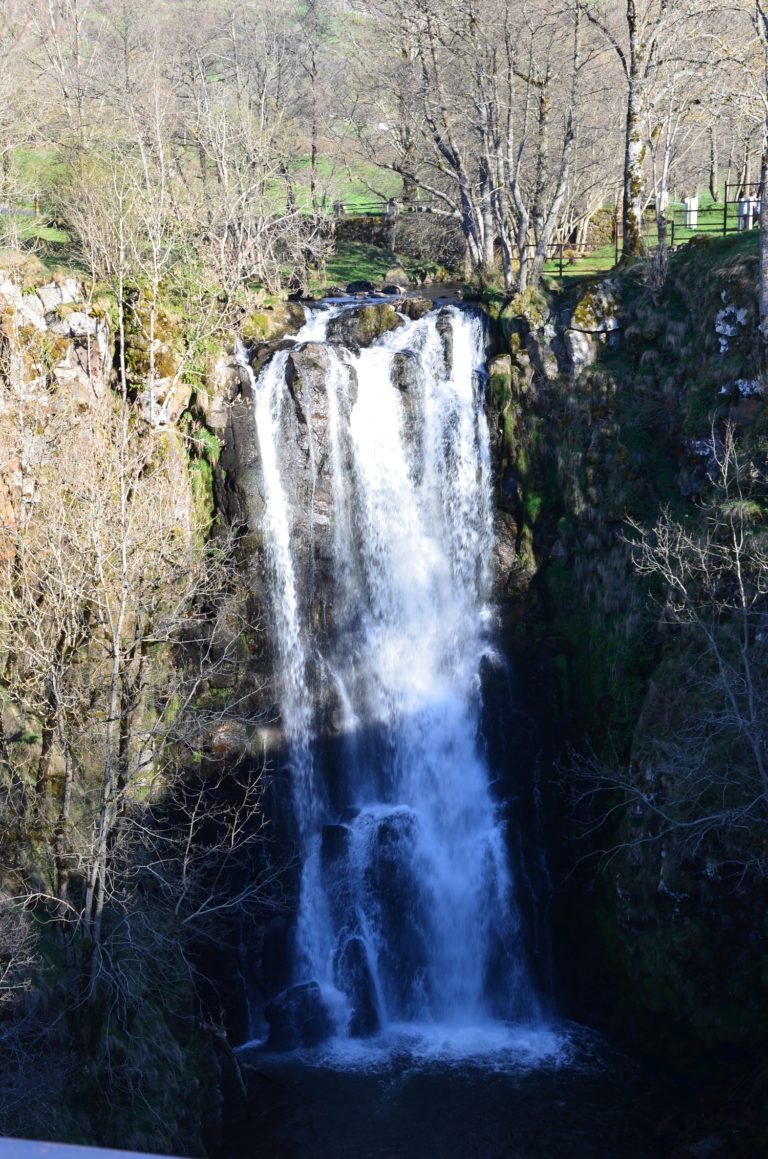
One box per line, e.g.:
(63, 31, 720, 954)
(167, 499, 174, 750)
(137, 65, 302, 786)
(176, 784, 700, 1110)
(240, 301, 553, 1062)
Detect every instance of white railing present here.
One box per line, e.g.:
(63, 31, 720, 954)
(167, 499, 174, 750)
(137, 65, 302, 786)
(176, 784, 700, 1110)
(0, 1140, 185, 1159)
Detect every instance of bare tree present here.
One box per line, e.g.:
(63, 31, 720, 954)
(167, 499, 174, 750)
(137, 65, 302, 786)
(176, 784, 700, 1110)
(756, 0, 768, 372)
(578, 427, 768, 870)
(354, 0, 585, 290)
(172, 7, 331, 294)
(0, 896, 37, 1008)
(0, 337, 267, 1026)
(23, 0, 104, 150)
(582, 0, 712, 260)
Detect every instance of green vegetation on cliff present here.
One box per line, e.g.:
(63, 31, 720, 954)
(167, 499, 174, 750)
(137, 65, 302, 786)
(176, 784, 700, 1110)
(495, 230, 768, 1058)
(0, 267, 266, 1155)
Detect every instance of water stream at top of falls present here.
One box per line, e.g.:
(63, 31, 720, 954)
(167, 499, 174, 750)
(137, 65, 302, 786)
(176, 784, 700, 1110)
(244, 302, 546, 1058)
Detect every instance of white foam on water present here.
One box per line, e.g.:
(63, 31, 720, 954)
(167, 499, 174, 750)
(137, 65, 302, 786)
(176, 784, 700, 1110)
(249, 304, 546, 1054)
(238, 1021, 575, 1076)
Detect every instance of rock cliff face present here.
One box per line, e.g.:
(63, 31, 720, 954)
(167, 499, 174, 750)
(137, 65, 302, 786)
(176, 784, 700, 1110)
(0, 274, 111, 393)
(0, 274, 112, 539)
(13, 257, 761, 1072)
(216, 301, 435, 703)
(488, 233, 768, 1059)
(209, 298, 560, 1039)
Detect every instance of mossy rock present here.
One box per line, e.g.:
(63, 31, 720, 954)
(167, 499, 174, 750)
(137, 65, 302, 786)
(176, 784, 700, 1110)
(123, 295, 184, 386)
(489, 354, 513, 407)
(326, 303, 404, 348)
(400, 297, 433, 322)
(504, 287, 548, 329)
(240, 301, 305, 343)
(241, 311, 271, 342)
(571, 281, 619, 332)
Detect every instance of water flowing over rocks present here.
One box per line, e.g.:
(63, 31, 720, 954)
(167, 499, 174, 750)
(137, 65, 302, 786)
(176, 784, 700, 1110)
(230, 301, 545, 1049)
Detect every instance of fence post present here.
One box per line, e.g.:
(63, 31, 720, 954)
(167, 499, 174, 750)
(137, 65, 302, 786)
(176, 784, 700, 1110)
(670, 219, 675, 248)
(723, 185, 728, 236)
(559, 243, 564, 278)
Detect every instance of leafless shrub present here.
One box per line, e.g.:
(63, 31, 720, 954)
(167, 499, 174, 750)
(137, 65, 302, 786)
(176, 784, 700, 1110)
(574, 425, 768, 873)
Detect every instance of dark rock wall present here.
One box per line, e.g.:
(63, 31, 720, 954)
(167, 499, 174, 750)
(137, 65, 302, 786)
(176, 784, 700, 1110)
(487, 235, 768, 1062)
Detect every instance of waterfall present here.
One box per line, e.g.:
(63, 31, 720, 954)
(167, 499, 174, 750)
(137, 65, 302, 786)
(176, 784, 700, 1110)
(247, 303, 544, 1052)
(249, 349, 315, 834)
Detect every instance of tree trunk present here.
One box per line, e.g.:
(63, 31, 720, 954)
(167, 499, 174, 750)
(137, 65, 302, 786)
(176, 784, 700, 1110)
(709, 127, 719, 203)
(36, 630, 68, 799)
(530, 110, 575, 287)
(758, 149, 768, 377)
(622, 2, 646, 259)
(479, 165, 496, 282)
(757, 2, 768, 377)
(623, 87, 645, 257)
(310, 67, 319, 214)
(55, 730, 78, 1006)
(737, 140, 751, 198)
(36, 719, 55, 800)
(531, 81, 551, 241)
(515, 205, 531, 294)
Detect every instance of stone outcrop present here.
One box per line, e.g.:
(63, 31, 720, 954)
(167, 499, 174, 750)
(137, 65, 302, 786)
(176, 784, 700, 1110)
(264, 981, 334, 1050)
(0, 274, 112, 406)
(399, 297, 433, 322)
(563, 280, 620, 377)
(326, 302, 403, 347)
(217, 336, 358, 702)
(492, 233, 768, 1063)
(0, 274, 114, 539)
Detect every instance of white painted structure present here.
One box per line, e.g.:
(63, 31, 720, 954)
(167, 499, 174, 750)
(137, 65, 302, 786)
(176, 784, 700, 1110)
(683, 195, 699, 228)
(0, 1142, 183, 1159)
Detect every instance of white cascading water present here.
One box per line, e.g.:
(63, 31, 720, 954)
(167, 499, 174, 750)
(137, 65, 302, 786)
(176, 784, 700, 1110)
(247, 303, 546, 1056)
(250, 349, 315, 834)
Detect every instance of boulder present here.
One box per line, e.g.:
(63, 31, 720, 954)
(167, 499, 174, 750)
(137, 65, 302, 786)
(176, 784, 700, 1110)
(526, 320, 561, 384)
(37, 278, 79, 314)
(346, 280, 376, 294)
(53, 350, 102, 407)
(49, 310, 100, 339)
(564, 281, 620, 378)
(136, 379, 192, 427)
(435, 307, 454, 368)
(358, 808, 430, 1015)
(320, 823, 354, 928)
(201, 355, 241, 432)
(499, 467, 520, 511)
(384, 263, 409, 286)
(321, 823, 352, 869)
(208, 719, 249, 759)
(489, 353, 512, 383)
(265, 981, 335, 1050)
(249, 338, 294, 380)
(391, 350, 420, 393)
(326, 303, 403, 349)
(335, 936, 380, 1038)
(284, 342, 333, 429)
(240, 301, 306, 343)
(0, 274, 46, 330)
(400, 298, 433, 322)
